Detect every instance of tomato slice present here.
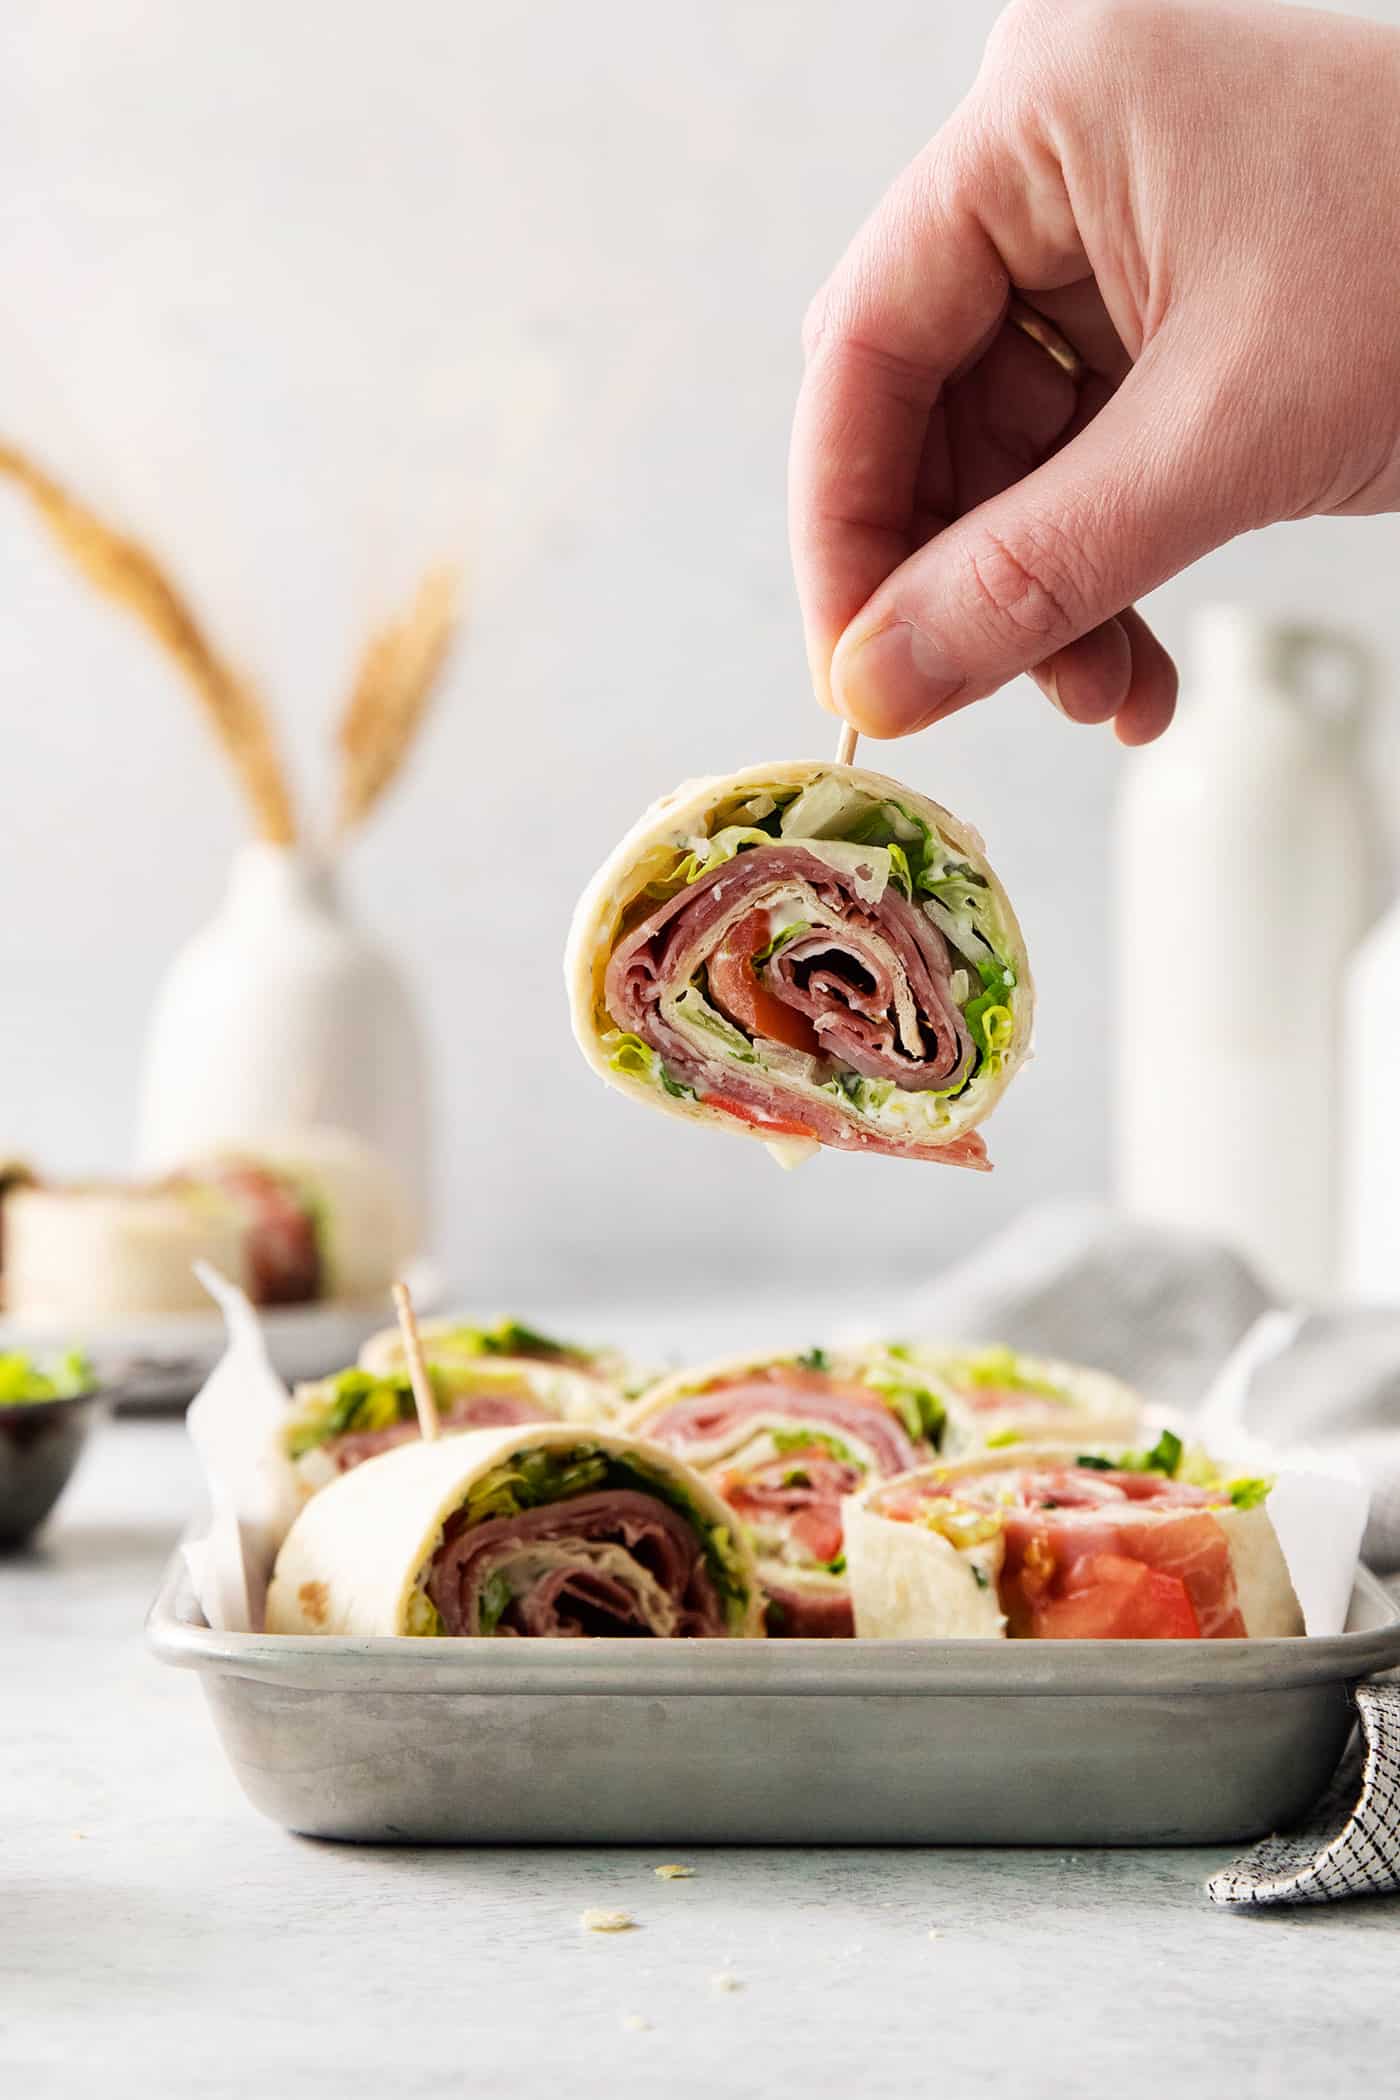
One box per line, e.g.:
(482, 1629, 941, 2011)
(1031, 1553, 1201, 1640)
(788, 1505, 846, 1566)
(707, 1095, 819, 1141)
(707, 909, 822, 1056)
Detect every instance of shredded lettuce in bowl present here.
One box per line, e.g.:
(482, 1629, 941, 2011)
(0, 1350, 96, 1405)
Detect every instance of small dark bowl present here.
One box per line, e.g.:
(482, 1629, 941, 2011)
(0, 1391, 102, 1548)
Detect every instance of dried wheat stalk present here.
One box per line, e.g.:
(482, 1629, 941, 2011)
(0, 442, 296, 843)
(335, 563, 462, 836)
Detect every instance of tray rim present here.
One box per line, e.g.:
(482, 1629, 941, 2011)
(145, 1549, 1400, 1699)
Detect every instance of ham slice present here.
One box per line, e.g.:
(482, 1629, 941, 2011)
(199, 1162, 321, 1305)
(325, 1393, 546, 1473)
(426, 1488, 727, 1637)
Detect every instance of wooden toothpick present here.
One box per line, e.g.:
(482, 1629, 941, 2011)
(836, 722, 859, 766)
(393, 1279, 441, 1441)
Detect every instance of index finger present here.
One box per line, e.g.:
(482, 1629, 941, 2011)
(788, 121, 1074, 708)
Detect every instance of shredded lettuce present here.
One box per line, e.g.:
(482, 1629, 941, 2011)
(1075, 1430, 1185, 1479)
(753, 919, 811, 966)
(940, 1345, 1065, 1403)
(0, 1349, 95, 1405)
(984, 1427, 1024, 1449)
(674, 983, 760, 1063)
(863, 1363, 948, 1449)
(645, 825, 778, 899)
(824, 1070, 895, 1117)
(478, 1570, 513, 1634)
(771, 1427, 855, 1465)
(1228, 1476, 1274, 1510)
(606, 1031, 697, 1101)
(796, 1347, 830, 1372)
(286, 1367, 416, 1459)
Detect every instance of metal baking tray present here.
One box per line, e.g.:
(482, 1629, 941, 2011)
(147, 1551, 1400, 1846)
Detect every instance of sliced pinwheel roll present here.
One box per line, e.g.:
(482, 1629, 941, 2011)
(844, 1437, 1304, 1641)
(359, 1315, 653, 1410)
(265, 1423, 765, 1638)
(893, 1344, 1144, 1455)
(567, 761, 1032, 1168)
(284, 1347, 619, 1496)
(628, 1347, 949, 1635)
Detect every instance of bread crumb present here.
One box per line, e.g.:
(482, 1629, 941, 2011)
(581, 1908, 637, 1934)
(654, 1863, 694, 1880)
(710, 1972, 742, 1994)
(621, 2013, 651, 2031)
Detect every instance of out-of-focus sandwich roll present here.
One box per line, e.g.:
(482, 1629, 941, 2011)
(359, 1315, 652, 1413)
(3, 1127, 411, 1320)
(628, 1347, 949, 1636)
(845, 1438, 1304, 1641)
(897, 1344, 1144, 1454)
(284, 1347, 619, 1496)
(567, 761, 1032, 1169)
(265, 1422, 766, 1638)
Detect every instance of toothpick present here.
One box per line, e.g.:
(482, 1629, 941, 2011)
(392, 1279, 441, 1441)
(836, 722, 859, 766)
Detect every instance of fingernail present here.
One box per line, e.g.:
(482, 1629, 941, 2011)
(1042, 662, 1065, 715)
(831, 619, 966, 735)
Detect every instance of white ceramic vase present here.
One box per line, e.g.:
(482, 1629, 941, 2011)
(135, 843, 433, 1246)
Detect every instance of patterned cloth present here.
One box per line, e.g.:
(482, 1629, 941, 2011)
(1209, 1684, 1400, 1906)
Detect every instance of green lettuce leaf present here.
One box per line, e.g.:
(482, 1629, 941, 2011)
(0, 1349, 95, 1404)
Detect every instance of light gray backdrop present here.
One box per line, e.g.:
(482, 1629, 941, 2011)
(1, 0, 1396, 1299)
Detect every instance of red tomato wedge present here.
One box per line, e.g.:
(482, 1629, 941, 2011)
(1027, 1553, 1201, 1640)
(706, 1095, 820, 1141)
(707, 910, 822, 1056)
(788, 1505, 846, 1566)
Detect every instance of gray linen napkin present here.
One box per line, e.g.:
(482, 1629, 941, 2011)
(902, 1202, 1400, 1902)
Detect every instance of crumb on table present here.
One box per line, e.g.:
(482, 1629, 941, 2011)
(581, 1908, 637, 1934)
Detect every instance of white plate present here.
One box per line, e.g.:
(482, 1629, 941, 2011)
(0, 1257, 446, 1408)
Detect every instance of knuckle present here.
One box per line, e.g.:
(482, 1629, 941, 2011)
(963, 523, 1087, 649)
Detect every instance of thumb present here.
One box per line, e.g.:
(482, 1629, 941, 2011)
(829, 353, 1250, 737)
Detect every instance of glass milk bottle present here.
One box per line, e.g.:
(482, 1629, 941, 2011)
(1115, 606, 1371, 1299)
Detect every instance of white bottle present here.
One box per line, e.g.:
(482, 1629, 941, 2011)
(1115, 605, 1371, 1300)
(1342, 895, 1400, 1301)
(135, 842, 433, 1247)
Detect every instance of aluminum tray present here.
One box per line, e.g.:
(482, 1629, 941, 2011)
(147, 1552, 1400, 1845)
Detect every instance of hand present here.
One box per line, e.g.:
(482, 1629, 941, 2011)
(789, 0, 1400, 744)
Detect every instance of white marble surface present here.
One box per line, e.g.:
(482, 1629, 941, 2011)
(4, 1414, 1399, 2099)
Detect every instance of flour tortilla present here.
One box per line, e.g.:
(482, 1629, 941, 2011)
(3, 1184, 247, 1320)
(264, 1421, 765, 1637)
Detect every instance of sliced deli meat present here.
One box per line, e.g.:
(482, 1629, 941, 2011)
(628, 1349, 949, 1636)
(567, 761, 1032, 1167)
(264, 1422, 765, 1638)
(844, 1444, 1304, 1641)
